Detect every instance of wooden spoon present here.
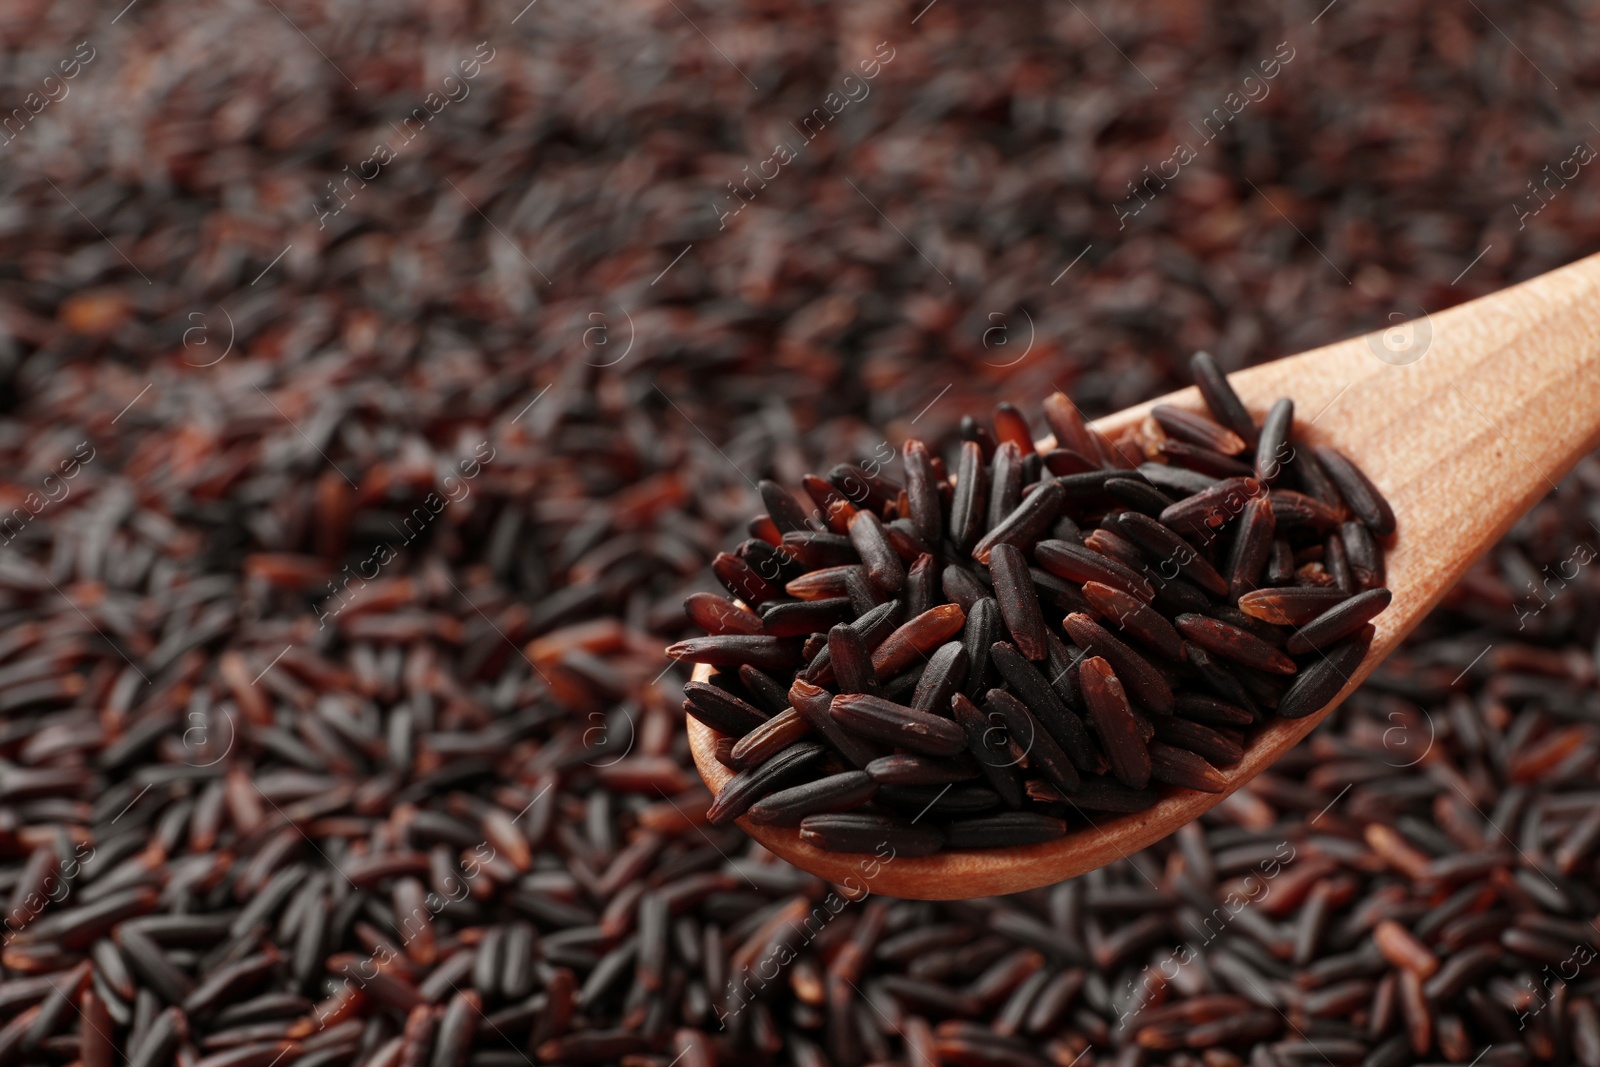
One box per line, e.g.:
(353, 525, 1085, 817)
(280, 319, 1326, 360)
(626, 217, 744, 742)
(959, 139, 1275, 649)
(685, 250, 1600, 900)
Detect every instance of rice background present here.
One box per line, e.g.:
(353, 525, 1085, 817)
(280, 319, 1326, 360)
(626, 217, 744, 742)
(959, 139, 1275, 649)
(1, 0, 1600, 1064)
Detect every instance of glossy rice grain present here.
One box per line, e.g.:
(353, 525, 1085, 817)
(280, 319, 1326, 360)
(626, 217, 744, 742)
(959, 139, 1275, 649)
(1080, 581, 1185, 662)
(706, 742, 828, 825)
(1062, 613, 1174, 713)
(746, 771, 879, 826)
(1190, 351, 1259, 445)
(798, 813, 943, 857)
(828, 694, 968, 757)
(1315, 444, 1398, 535)
(983, 688, 1081, 794)
(1151, 404, 1248, 456)
(989, 544, 1049, 660)
(1078, 657, 1150, 789)
(1277, 625, 1376, 718)
(1285, 587, 1392, 654)
(1034, 540, 1155, 603)
(942, 813, 1069, 849)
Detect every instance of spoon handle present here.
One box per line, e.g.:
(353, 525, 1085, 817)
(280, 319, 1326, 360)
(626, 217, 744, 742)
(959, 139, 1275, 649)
(1099, 249, 1600, 670)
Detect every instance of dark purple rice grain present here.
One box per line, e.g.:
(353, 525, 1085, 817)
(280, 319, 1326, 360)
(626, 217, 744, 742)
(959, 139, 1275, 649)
(1324, 529, 1355, 593)
(1080, 581, 1185, 662)
(847, 511, 906, 594)
(1159, 476, 1265, 537)
(1227, 495, 1278, 600)
(1152, 404, 1249, 456)
(983, 689, 1081, 794)
(758, 483, 812, 537)
(869, 603, 967, 680)
(1158, 438, 1257, 480)
(885, 517, 932, 561)
(1422, 945, 1503, 1001)
(1112, 512, 1230, 597)
(1277, 625, 1377, 718)
(80, 989, 115, 1067)
(992, 403, 1034, 453)
(960, 597, 1001, 698)
(971, 481, 1066, 567)
(877, 784, 1001, 816)
(865, 754, 978, 786)
(944, 813, 1072, 850)
(1147, 571, 1217, 616)
(1237, 586, 1351, 626)
(906, 552, 938, 618)
(790, 679, 879, 769)
(1062, 613, 1174, 714)
(115, 925, 194, 1005)
(909, 642, 969, 714)
(741, 538, 806, 585)
(681, 681, 770, 737)
(667, 635, 804, 670)
(1190, 353, 1260, 445)
(1078, 657, 1151, 790)
(760, 597, 853, 638)
(949, 693, 1026, 809)
(1270, 488, 1344, 531)
(949, 440, 991, 555)
(1174, 693, 1256, 726)
(829, 463, 901, 515)
(738, 665, 794, 714)
(710, 552, 783, 608)
(1255, 398, 1295, 483)
(1035, 540, 1155, 604)
(1286, 588, 1392, 654)
(705, 743, 827, 826)
(780, 530, 858, 569)
(1040, 393, 1096, 460)
(786, 564, 856, 601)
(903, 440, 944, 547)
(881, 660, 927, 703)
(988, 642, 1096, 772)
(1043, 448, 1099, 476)
(1314, 446, 1398, 536)
(1340, 521, 1385, 591)
(1139, 461, 1222, 497)
(990, 544, 1050, 661)
(827, 623, 877, 695)
(851, 598, 907, 648)
(1082, 525, 1146, 572)
(829, 694, 969, 757)
(803, 473, 853, 528)
(987, 441, 1026, 534)
(798, 813, 943, 857)
(1026, 566, 1090, 616)
(127, 1006, 185, 1067)
(1103, 477, 1176, 518)
(1267, 537, 1299, 584)
(1151, 717, 1244, 766)
(1042, 631, 1087, 710)
(1146, 742, 1227, 793)
(728, 707, 812, 769)
(1175, 614, 1298, 675)
(941, 564, 989, 613)
(1048, 469, 1146, 499)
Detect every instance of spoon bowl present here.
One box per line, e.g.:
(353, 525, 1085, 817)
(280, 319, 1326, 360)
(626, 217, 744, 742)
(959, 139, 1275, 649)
(685, 251, 1600, 899)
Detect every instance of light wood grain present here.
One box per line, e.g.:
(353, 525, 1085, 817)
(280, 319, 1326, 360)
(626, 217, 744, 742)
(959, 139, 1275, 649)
(686, 250, 1600, 900)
